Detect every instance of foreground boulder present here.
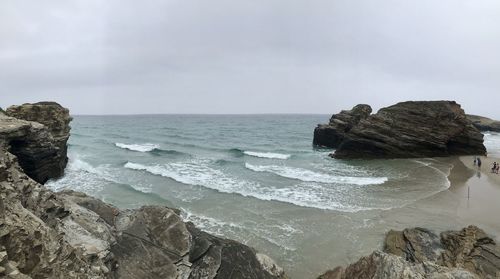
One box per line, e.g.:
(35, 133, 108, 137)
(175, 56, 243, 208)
(314, 101, 486, 159)
(319, 226, 500, 279)
(1, 102, 71, 183)
(0, 102, 286, 279)
(467, 114, 500, 132)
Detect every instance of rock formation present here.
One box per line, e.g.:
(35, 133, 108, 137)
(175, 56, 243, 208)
(0, 102, 286, 279)
(467, 114, 500, 132)
(318, 226, 500, 279)
(1, 102, 71, 184)
(313, 104, 372, 148)
(314, 101, 486, 159)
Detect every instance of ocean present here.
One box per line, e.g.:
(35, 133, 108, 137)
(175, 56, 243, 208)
(47, 115, 500, 278)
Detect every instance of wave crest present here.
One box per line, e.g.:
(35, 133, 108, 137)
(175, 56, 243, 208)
(244, 151, 291, 160)
(124, 161, 388, 212)
(115, 143, 159, 152)
(245, 163, 387, 185)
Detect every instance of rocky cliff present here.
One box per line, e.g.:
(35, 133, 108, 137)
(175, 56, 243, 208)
(0, 102, 286, 279)
(467, 114, 500, 132)
(314, 101, 486, 159)
(2, 102, 71, 184)
(318, 226, 500, 279)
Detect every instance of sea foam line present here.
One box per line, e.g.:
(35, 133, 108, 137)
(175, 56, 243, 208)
(115, 143, 159, 152)
(124, 161, 383, 212)
(245, 163, 388, 185)
(243, 151, 291, 160)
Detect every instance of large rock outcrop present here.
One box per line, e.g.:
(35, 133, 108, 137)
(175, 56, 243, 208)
(467, 114, 500, 132)
(313, 104, 372, 147)
(318, 226, 500, 279)
(1, 102, 71, 183)
(0, 102, 286, 279)
(314, 101, 486, 159)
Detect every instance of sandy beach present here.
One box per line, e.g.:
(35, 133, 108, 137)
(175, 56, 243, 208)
(449, 156, 500, 239)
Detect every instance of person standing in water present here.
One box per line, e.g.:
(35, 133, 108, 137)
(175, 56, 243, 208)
(478, 158, 482, 168)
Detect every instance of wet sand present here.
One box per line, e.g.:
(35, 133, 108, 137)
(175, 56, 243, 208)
(451, 156, 500, 238)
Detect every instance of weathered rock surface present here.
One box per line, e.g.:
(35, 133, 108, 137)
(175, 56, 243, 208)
(318, 226, 500, 279)
(314, 101, 486, 159)
(1, 102, 71, 184)
(0, 102, 287, 279)
(467, 114, 500, 133)
(313, 104, 372, 148)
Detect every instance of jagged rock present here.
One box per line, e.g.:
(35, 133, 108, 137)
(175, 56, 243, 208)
(384, 228, 442, 263)
(314, 101, 486, 159)
(0, 102, 287, 279)
(1, 102, 71, 183)
(440, 226, 500, 278)
(467, 114, 500, 132)
(317, 251, 476, 279)
(319, 226, 500, 279)
(2, 102, 71, 184)
(313, 104, 372, 147)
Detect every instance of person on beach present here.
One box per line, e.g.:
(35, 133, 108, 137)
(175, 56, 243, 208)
(478, 158, 482, 168)
(492, 162, 497, 173)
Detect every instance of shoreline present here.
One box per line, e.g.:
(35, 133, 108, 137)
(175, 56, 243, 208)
(447, 155, 500, 240)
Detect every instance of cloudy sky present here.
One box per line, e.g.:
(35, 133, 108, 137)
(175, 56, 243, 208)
(1, 0, 499, 117)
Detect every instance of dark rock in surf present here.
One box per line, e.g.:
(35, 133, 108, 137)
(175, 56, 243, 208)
(314, 101, 486, 159)
(467, 114, 500, 132)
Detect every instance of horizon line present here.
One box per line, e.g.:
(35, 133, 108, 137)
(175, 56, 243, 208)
(72, 112, 331, 116)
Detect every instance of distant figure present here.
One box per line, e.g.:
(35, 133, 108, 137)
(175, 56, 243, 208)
(474, 157, 477, 166)
(492, 162, 497, 173)
(477, 158, 482, 168)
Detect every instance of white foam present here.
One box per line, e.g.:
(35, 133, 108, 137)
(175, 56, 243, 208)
(243, 151, 291, 160)
(245, 163, 388, 185)
(180, 208, 299, 251)
(47, 157, 109, 193)
(124, 161, 382, 212)
(115, 143, 159, 152)
(47, 156, 151, 194)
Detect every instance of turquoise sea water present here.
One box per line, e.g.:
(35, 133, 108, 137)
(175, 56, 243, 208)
(47, 115, 500, 278)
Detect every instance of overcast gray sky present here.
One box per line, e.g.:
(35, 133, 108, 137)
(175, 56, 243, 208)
(1, 0, 499, 117)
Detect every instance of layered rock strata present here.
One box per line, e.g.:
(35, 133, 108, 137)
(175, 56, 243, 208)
(318, 226, 500, 279)
(313, 104, 372, 148)
(314, 101, 486, 159)
(2, 102, 71, 183)
(0, 102, 286, 279)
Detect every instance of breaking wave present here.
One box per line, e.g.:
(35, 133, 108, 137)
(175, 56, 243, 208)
(245, 163, 388, 185)
(115, 143, 160, 152)
(243, 151, 291, 160)
(124, 161, 386, 212)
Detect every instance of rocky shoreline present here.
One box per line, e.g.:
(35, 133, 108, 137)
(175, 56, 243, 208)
(0, 103, 286, 279)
